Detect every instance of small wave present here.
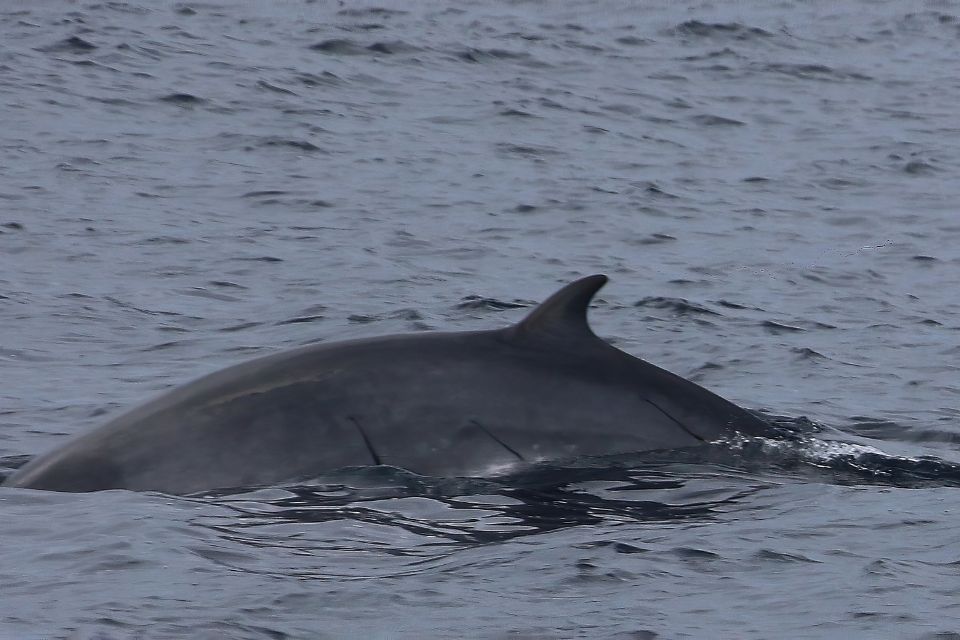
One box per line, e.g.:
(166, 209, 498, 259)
(454, 48, 549, 68)
(495, 143, 562, 158)
(714, 299, 762, 311)
(0, 455, 31, 479)
(275, 315, 325, 326)
(761, 62, 872, 82)
(294, 71, 344, 87)
(36, 36, 97, 54)
(668, 21, 774, 41)
(847, 419, 960, 446)
(308, 38, 419, 56)
(634, 296, 720, 316)
(689, 114, 745, 127)
(681, 47, 744, 62)
(308, 39, 369, 55)
(159, 92, 205, 105)
(616, 36, 650, 46)
(903, 160, 940, 175)
(791, 347, 827, 360)
(499, 109, 537, 118)
(336, 7, 408, 18)
(761, 320, 804, 333)
(456, 296, 529, 311)
(257, 138, 324, 153)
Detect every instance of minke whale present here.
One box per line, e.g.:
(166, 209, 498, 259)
(5, 275, 771, 494)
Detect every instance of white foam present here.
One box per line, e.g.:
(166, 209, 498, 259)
(718, 432, 920, 465)
(796, 438, 887, 462)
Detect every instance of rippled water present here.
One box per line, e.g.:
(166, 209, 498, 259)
(2, 1, 959, 638)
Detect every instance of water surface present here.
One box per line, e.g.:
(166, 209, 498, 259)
(1, 1, 959, 638)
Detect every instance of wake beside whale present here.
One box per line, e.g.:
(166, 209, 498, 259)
(4, 275, 773, 494)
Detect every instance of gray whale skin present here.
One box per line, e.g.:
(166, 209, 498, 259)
(5, 275, 771, 494)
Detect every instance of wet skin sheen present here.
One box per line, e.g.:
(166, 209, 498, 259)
(4, 275, 771, 494)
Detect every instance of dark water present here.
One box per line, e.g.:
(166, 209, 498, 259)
(2, 1, 959, 638)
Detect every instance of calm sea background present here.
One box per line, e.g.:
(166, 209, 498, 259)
(1, 1, 959, 638)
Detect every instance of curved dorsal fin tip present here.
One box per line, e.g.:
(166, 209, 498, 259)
(511, 274, 608, 342)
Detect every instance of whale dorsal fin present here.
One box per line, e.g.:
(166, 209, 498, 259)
(506, 274, 608, 344)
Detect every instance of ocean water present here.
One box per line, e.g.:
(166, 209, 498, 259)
(1, 1, 959, 638)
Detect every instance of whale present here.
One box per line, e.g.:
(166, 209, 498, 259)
(4, 275, 771, 494)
